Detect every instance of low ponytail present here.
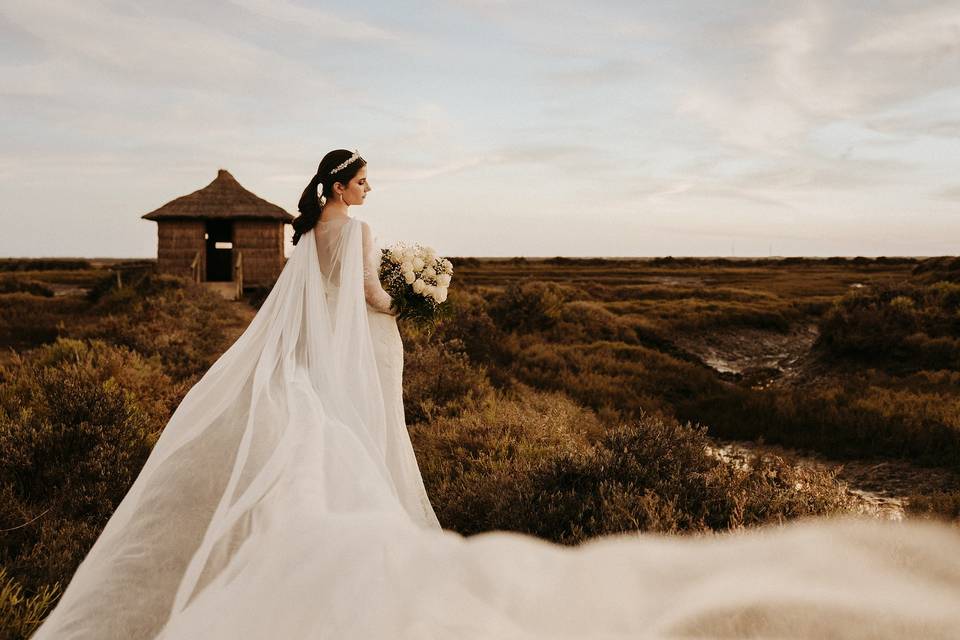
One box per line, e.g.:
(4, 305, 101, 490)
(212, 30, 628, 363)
(291, 173, 323, 246)
(290, 149, 366, 246)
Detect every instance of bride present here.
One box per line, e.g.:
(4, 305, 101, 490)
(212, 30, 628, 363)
(33, 150, 960, 639)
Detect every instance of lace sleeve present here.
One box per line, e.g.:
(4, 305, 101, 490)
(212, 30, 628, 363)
(360, 221, 397, 315)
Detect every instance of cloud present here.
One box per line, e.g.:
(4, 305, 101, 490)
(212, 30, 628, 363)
(542, 59, 648, 91)
(227, 0, 404, 42)
(936, 185, 960, 201)
(2, 0, 958, 258)
(673, 2, 960, 152)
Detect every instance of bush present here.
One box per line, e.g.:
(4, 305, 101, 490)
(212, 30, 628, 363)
(912, 256, 960, 283)
(489, 280, 567, 333)
(0, 567, 60, 640)
(412, 387, 853, 544)
(78, 272, 246, 381)
(0, 279, 53, 297)
(0, 339, 177, 592)
(400, 326, 495, 424)
(907, 491, 960, 523)
(0, 294, 89, 352)
(817, 281, 960, 372)
(432, 291, 511, 367)
(689, 378, 960, 471)
(0, 339, 166, 520)
(550, 301, 639, 344)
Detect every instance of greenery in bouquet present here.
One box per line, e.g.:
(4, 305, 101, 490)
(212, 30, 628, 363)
(378, 242, 454, 325)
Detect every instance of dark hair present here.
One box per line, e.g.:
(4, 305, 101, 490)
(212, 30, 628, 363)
(291, 149, 367, 245)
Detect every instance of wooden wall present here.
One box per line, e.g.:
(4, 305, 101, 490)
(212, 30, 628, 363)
(234, 220, 287, 287)
(156, 220, 204, 278)
(153, 219, 287, 288)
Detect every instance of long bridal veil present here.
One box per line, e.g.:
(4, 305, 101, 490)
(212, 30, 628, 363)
(34, 219, 960, 639)
(34, 219, 434, 638)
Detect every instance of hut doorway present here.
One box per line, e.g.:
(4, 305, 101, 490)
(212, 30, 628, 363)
(205, 220, 234, 282)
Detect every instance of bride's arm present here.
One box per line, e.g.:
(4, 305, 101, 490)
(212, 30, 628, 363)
(360, 221, 398, 315)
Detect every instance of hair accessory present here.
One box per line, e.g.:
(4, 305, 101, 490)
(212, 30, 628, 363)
(329, 149, 361, 175)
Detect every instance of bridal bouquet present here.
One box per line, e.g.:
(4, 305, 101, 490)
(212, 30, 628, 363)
(379, 242, 454, 322)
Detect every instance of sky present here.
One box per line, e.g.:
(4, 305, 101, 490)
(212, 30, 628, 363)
(1, 0, 959, 258)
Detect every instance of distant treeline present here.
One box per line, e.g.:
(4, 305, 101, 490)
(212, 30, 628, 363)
(0, 258, 157, 272)
(0, 258, 93, 271)
(447, 255, 940, 268)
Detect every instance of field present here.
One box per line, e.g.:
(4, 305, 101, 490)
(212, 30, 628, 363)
(1, 254, 959, 637)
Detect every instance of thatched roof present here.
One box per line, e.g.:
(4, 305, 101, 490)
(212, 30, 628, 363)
(141, 169, 293, 222)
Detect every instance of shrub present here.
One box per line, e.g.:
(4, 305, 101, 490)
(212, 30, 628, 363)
(912, 256, 960, 284)
(550, 301, 639, 344)
(0, 294, 89, 352)
(0, 339, 168, 521)
(0, 279, 53, 297)
(488, 280, 567, 333)
(412, 387, 853, 544)
(0, 567, 60, 640)
(817, 281, 960, 372)
(0, 339, 177, 592)
(78, 272, 245, 381)
(906, 491, 960, 523)
(689, 378, 960, 471)
(433, 291, 507, 364)
(400, 327, 495, 424)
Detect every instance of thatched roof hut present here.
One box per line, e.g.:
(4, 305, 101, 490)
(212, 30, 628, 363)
(142, 169, 293, 295)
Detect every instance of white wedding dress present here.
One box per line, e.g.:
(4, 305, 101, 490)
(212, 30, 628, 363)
(33, 217, 960, 639)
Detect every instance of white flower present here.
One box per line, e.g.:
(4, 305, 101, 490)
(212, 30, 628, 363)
(412, 278, 425, 294)
(403, 270, 416, 284)
(424, 266, 436, 279)
(442, 258, 453, 271)
(438, 273, 451, 287)
(389, 249, 404, 264)
(436, 287, 448, 303)
(412, 257, 425, 271)
(400, 260, 413, 273)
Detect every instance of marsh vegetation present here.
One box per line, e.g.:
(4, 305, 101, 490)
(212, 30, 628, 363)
(1, 254, 958, 637)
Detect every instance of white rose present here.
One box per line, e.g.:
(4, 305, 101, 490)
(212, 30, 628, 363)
(442, 259, 453, 271)
(438, 274, 451, 287)
(412, 257, 425, 271)
(424, 266, 436, 279)
(400, 260, 413, 272)
(403, 270, 416, 284)
(388, 249, 403, 264)
(412, 278, 425, 294)
(436, 288, 448, 303)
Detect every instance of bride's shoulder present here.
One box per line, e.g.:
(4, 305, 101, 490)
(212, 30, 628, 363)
(355, 218, 374, 237)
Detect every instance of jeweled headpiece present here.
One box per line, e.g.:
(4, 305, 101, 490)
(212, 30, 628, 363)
(329, 149, 361, 175)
